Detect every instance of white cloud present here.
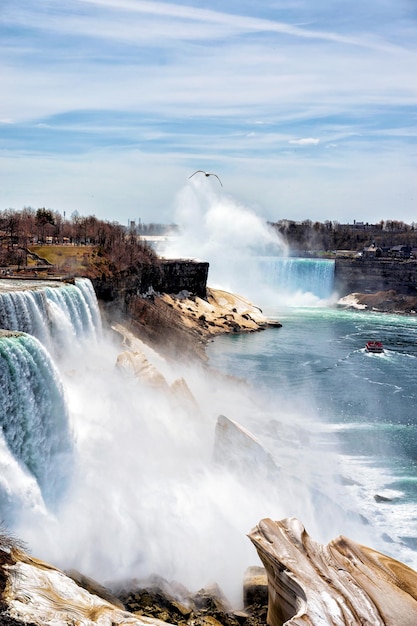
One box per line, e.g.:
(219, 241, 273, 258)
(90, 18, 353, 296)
(0, 0, 416, 225)
(288, 138, 320, 146)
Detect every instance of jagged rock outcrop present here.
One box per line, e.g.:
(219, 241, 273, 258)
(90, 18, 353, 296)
(114, 576, 267, 626)
(0, 547, 268, 626)
(213, 415, 279, 480)
(1, 548, 171, 626)
(249, 517, 417, 626)
(111, 322, 201, 413)
(116, 350, 171, 390)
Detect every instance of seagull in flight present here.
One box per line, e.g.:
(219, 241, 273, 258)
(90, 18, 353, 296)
(189, 170, 223, 186)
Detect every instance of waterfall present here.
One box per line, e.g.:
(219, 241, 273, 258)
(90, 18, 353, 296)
(0, 331, 72, 509)
(0, 278, 102, 351)
(0, 278, 101, 513)
(0, 289, 49, 343)
(258, 257, 335, 299)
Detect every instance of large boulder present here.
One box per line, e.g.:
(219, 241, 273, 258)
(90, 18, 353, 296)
(249, 517, 417, 626)
(1, 548, 171, 626)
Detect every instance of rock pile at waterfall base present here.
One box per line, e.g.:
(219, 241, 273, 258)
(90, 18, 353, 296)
(114, 575, 268, 626)
(4, 520, 417, 625)
(0, 545, 268, 626)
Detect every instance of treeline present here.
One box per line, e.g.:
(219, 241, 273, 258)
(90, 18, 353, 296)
(0, 207, 157, 271)
(270, 219, 417, 252)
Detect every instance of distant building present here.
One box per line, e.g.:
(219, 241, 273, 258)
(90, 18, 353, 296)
(362, 244, 382, 258)
(389, 245, 411, 259)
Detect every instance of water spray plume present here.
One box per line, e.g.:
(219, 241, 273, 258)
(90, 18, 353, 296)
(0, 277, 371, 605)
(165, 184, 337, 309)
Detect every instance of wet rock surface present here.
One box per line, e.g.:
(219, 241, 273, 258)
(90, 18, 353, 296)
(249, 517, 417, 626)
(114, 576, 267, 626)
(1, 543, 268, 626)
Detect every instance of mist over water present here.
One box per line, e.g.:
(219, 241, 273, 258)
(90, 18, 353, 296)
(3, 314, 348, 602)
(167, 183, 417, 572)
(166, 180, 289, 305)
(165, 180, 337, 309)
(0, 283, 368, 604)
(0, 188, 415, 607)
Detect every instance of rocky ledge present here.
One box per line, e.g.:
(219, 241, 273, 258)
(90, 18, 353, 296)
(0, 543, 267, 626)
(249, 517, 417, 626)
(338, 290, 417, 315)
(3, 518, 417, 626)
(120, 287, 281, 361)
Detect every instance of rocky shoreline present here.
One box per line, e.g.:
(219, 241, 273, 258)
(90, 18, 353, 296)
(114, 287, 282, 362)
(3, 514, 417, 625)
(338, 289, 417, 315)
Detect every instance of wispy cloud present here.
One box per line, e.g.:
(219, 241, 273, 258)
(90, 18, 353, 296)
(289, 138, 320, 146)
(1, 0, 416, 223)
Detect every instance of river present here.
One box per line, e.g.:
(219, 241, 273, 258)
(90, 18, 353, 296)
(207, 262, 417, 572)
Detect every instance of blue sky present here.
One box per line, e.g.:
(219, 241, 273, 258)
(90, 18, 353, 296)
(1, 0, 416, 226)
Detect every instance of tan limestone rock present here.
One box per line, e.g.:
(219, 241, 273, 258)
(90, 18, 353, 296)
(2, 549, 172, 626)
(159, 288, 277, 340)
(249, 517, 417, 626)
(116, 350, 170, 390)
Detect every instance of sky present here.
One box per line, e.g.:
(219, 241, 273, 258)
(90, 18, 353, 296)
(1, 0, 417, 227)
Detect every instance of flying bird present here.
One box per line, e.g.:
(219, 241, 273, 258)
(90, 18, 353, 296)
(189, 170, 223, 186)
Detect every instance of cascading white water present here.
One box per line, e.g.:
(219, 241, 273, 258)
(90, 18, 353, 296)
(0, 331, 72, 509)
(0, 278, 102, 352)
(0, 278, 101, 517)
(258, 257, 336, 300)
(0, 289, 49, 344)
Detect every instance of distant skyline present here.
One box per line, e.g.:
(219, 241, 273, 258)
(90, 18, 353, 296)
(1, 0, 416, 227)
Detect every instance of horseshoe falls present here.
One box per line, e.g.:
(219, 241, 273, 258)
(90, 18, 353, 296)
(202, 255, 336, 309)
(258, 257, 335, 301)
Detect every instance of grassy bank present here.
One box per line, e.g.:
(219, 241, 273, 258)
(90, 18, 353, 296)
(27, 245, 95, 274)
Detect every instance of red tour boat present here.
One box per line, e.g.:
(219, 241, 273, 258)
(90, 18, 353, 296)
(365, 341, 384, 353)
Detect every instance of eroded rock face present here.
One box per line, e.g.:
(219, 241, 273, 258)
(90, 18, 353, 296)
(334, 258, 417, 297)
(249, 517, 417, 626)
(1, 547, 268, 626)
(2, 549, 170, 626)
